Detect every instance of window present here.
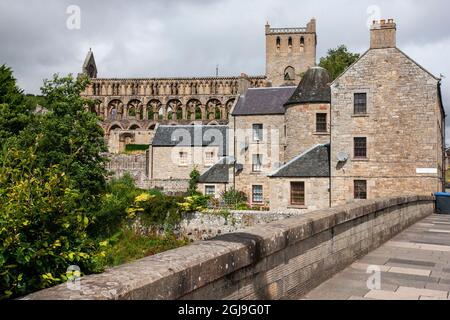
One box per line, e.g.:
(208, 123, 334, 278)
(284, 66, 295, 81)
(290, 182, 305, 206)
(252, 124, 263, 141)
(316, 113, 327, 133)
(300, 36, 305, 46)
(354, 180, 367, 199)
(252, 185, 263, 203)
(205, 185, 215, 196)
(288, 37, 293, 47)
(179, 151, 188, 166)
(354, 93, 367, 114)
(276, 37, 281, 48)
(354, 137, 367, 158)
(205, 151, 214, 164)
(252, 154, 263, 172)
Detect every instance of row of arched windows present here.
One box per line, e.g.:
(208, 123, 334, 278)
(276, 36, 305, 48)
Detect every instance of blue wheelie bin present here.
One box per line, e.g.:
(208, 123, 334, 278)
(434, 192, 450, 214)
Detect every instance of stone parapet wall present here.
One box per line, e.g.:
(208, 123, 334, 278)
(24, 195, 434, 300)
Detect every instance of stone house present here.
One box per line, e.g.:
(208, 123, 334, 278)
(330, 19, 446, 205)
(148, 125, 228, 181)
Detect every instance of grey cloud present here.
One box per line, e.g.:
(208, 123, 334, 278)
(1, 0, 449, 143)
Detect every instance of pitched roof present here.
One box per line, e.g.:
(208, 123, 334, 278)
(270, 144, 330, 178)
(198, 158, 230, 183)
(284, 67, 331, 106)
(152, 125, 228, 156)
(232, 86, 296, 116)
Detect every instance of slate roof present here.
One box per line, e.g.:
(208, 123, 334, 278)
(152, 125, 228, 156)
(270, 144, 330, 178)
(198, 158, 230, 184)
(232, 87, 296, 116)
(284, 67, 331, 106)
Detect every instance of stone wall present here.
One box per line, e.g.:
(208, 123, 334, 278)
(106, 153, 149, 188)
(24, 195, 434, 300)
(269, 177, 330, 212)
(284, 103, 330, 161)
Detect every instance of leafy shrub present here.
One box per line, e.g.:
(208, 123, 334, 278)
(0, 146, 104, 299)
(124, 144, 149, 153)
(177, 195, 211, 213)
(89, 173, 140, 238)
(187, 168, 200, 196)
(127, 193, 185, 232)
(220, 189, 248, 209)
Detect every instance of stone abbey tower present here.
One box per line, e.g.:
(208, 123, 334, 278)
(265, 18, 317, 87)
(80, 19, 318, 153)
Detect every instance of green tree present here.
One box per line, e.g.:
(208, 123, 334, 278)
(319, 45, 360, 80)
(0, 144, 104, 299)
(0, 65, 33, 143)
(188, 168, 200, 195)
(13, 74, 108, 212)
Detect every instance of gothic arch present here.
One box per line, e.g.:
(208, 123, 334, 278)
(148, 123, 157, 130)
(167, 99, 183, 120)
(284, 66, 295, 81)
(108, 99, 123, 120)
(127, 99, 142, 120)
(187, 99, 202, 120)
(225, 98, 236, 119)
(108, 122, 123, 134)
(128, 123, 142, 130)
(147, 99, 162, 120)
(206, 99, 222, 120)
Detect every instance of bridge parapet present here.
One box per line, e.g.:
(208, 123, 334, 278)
(23, 195, 435, 300)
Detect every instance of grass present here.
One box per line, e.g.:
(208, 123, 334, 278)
(103, 229, 189, 267)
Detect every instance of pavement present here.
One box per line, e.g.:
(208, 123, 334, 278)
(302, 214, 450, 300)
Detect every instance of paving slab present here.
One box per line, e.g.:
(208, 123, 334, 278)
(302, 215, 450, 300)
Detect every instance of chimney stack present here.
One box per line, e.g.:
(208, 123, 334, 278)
(370, 19, 396, 49)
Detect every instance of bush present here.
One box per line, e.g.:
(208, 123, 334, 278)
(0, 146, 104, 299)
(220, 189, 248, 209)
(89, 173, 140, 238)
(124, 144, 149, 153)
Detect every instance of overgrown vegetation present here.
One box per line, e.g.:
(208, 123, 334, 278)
(0, 65, 207, 299)
(124, 144, 149, 153)
(319, 45, 360, 80)
(220, 188, 249, 210)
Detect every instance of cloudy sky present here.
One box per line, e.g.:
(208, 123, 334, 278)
(1, 0, 449, 139)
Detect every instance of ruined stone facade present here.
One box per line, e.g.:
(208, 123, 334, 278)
(81, 20, 317, 154)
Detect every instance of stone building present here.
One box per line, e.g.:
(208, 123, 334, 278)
(330, 19, 445, 205)
(80, 19, 317, 153)
(148, 124, 228, 181)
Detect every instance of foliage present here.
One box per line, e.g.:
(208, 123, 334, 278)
(89, 173, 140, 238)
(124, 144, 149, 153)
(127, 192, 185, 232)
(187, 168, 201, 195)
(177, 195, 210, 213)
(100, 229, 188, 267)
(220, 189, 248, 209)
(10, 74, 108, 214)
(0, 145, 104, 299)
(0, 65, 33, 144)
(319, 45, 360, 80)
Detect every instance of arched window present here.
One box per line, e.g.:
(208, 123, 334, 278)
(284, 66, 295, 81)
(276, 37, 281, 48)
(300, 36, 305, 46)
(288, 37, 292, 47)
